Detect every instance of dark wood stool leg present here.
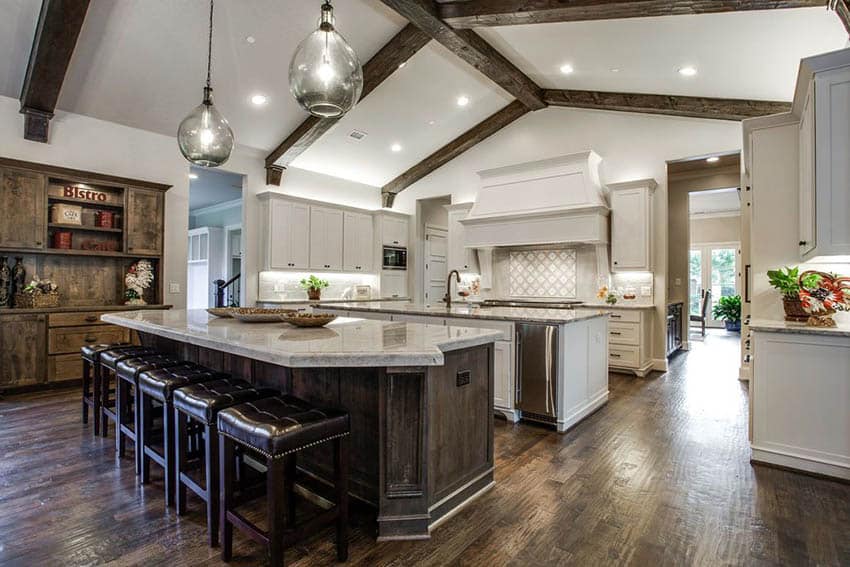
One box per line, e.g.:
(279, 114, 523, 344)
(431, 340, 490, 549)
(205, 423, 220, 547)
(116, 375, 126, 456)
(139, 391, 151, 485)
(164, 400, 175, 508)
(93, 363, 103, 436)
(220, 434, 234, 562)
(82, 359, 91, 424)
(175, 407, 188, 515)
(100, 368, 113, 438)
(267, 457, 286, 567)
(334, 437, 349, 563)
(284, 455, 296, 529)
(134, 382, 142, 475)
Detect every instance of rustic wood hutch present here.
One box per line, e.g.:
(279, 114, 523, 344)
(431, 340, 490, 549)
(0, 157, 171, 393)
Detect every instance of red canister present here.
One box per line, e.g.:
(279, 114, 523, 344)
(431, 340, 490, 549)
(53, 231, 72, 249)
(96, 210, 114, 228)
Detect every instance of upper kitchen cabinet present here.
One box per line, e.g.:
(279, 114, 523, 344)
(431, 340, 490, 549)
(609, 179, 656, 272)
(796, 51, 850, 262)
(126, 187, 164, 256)
(380, 213, 408, 247)
(0, 166, 46, 250)
(258, 193, 310, 270)
(446, 203, 479, 273)
(310, 205, 343, 270)
(343, 211, 374, 271)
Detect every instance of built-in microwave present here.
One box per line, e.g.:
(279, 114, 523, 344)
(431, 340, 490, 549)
(382, 246, 407, 270)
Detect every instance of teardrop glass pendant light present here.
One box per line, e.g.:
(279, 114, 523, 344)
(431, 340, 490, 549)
(178, 0, 234, 167)
(289, 1, 363, 118)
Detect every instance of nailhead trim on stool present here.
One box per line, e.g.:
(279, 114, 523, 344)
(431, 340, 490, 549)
(217, 395, 350, 566)
(173, 378, 278, 547)
(115, 354, 184, 474)
(81, 343, 129, 436)
(97, 346, 159, 438)
(137, 364, 225, 507)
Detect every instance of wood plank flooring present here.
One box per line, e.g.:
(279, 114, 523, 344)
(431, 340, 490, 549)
(1, 331, 848, 566)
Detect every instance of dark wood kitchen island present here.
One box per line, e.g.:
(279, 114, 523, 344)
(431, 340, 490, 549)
(102, 309, 503, 541)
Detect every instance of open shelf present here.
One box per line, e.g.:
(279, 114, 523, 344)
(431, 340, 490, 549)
(0, 246, 159, 260)
(48, 223, 123, 234)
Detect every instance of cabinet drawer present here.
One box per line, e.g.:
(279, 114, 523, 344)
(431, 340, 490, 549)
(49, 311, 107, 327)
(48, 354, 83, 381)
(608, 322, 639, 346)
(609, 345, 639, 368)
(48, 325, 129, 355)
(604, 309, 641, 323)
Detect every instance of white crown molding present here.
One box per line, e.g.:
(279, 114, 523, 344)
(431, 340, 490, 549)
(689, 210, 741, 220)
(189, 198, 242, 217)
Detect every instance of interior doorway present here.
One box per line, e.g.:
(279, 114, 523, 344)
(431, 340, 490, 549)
(424, 226, 448, 304)
(414, 195, 451, 304)
(689, 242, 740, 328)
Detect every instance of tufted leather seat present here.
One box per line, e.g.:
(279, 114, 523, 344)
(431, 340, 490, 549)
(117, 354, 183, 383)
(81, 343, 128, 363)
(80, 343, 131, 435)
(217, 395, 350, 458)
(138, 364, 225, 403)
(100, 345, 159, 371)
(173, 378, 277, 425)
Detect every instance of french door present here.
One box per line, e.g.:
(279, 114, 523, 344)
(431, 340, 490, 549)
(689, 243, 739, 328)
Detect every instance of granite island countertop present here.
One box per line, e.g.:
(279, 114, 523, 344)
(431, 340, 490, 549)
(102, 309, 503, 368)
(748, 318, 850, 338)
(317, 301, 610, 325)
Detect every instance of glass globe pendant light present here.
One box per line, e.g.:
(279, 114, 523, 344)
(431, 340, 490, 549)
(177, 0, 234, 167)
(289, 1, 364, 118)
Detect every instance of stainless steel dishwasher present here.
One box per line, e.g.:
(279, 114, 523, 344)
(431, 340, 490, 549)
(515, 323, 559, 425)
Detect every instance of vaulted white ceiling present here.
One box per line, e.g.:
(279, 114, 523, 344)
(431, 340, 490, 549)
(477, 8, 847, 101)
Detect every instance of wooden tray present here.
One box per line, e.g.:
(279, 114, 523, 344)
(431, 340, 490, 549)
(282, 313, 337, 328)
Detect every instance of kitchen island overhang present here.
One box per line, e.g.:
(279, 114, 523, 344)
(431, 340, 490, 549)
(102, 310, 503, 541)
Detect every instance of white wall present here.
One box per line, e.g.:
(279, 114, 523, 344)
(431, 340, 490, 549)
(393, 106, 742, 364)
(691, 214, 741, 245)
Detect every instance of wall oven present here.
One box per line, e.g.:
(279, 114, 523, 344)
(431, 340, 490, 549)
(382, 246, 407, 270)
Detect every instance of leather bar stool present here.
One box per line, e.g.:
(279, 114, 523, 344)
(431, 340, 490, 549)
(217, 396, 350, 566)
(115, 354, 184, 473)
(173, 378, 277, 546)
(97, 345, 159, 438)
(137, 364, 225, 507)
(81, 343, 129, 435)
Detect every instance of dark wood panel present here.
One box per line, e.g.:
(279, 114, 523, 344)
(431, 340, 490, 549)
(0, 157, 171, 192)
(378, 0, 545, 110)
(381, 100, 529, 204)
(19, 0, 91, 142)
(126, 187, 164, 256)
(0, 167, 46, 250)
(0, 313, 46, 387)
(47, 353, 83, 381)
(439, 0, 828, 27)
(264, 24, 431, 171)
(836, 0, 850, 33)
(47, 325, 127, 355)
(543, 89, 792, 120)
(48, 311, 108, 327)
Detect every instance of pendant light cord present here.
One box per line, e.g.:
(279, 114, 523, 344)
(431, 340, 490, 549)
(206, 0, 214, 89)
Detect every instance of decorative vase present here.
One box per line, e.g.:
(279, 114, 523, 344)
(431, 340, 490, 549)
(782, 295, 808, 322)
(10, 257, 25, 307)
(308, 288, 321, 301)
(724, 320, 741, 333)
(0, 257, 10, 308)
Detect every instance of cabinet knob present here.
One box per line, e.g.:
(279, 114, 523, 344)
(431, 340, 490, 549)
(84, 335, 97, 343)
(798, 240, 808, 246)
(613, 261, 619, 265)
(36, 241, 42, 246)
(85, 315, 98, 322)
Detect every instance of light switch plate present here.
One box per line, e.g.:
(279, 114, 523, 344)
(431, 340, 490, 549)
(169, 282, 181, 294)
(674, 278, 682, 286)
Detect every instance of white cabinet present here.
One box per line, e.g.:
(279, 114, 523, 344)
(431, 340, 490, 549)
(800, 64, 850, 261)
(574, 307, 654, 376)
(381, 215, 408, 247)
(493, 341, 513, 413)
(609, 179, 656, 272)
(446, 203, 480, 273)
(259, 195, 310, 270)
(381, 271, 407, 298)
(310, 206, 343, 270)
(343, 211, 374, 272)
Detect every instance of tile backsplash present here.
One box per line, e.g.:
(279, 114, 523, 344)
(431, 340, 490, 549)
(507, 249, 578, 298)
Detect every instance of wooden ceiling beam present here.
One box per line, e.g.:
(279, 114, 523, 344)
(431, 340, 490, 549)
(543, 89, 791, 120)
(378, 0, 546, 110)
(264, 23, 430, 178)
(19, 0, 91, 143)
(833, 0, 850, 34)
(381, 100, 530, 206)
(439, 0, 829, 28)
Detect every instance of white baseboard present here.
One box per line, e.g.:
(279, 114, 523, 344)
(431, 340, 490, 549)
(751, 447, 850, 481)
(651, 358, 668, 372)
(557, 390, 608, 432)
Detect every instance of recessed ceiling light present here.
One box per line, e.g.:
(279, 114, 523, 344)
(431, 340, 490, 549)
(610, 68, 621, 73)
(245, 36, 256, 44)
(428, 120, 436, 126)
(391, 143, 403, 153)
(706, 156, 720, 163)
(678, 66, 697, 77)
(188, 173, 199, 180)
(559, 64, 574, 75)
(250, 94, 268, 106)
(457, 95, 470, 107)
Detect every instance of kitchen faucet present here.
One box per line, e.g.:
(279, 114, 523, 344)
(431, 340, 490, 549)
(444, 270, 461, 307)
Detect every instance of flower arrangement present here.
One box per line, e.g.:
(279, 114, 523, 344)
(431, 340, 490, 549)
(597, 285, 618, 305)
(16, 275, 60, 308)
(125, 260, 154, 305)
(300, 275, 329, 300)
(23, 276, 58, 295)
(797, 270, 850, 327)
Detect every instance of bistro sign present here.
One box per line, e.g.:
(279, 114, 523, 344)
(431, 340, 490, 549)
(63, 185, 108, 202)
(48, 183, 121, 205)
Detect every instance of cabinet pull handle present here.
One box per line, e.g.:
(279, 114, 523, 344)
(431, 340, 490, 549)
(610, 353, 621, 358)
(610, 331, 622, 335)
(610, 314, 622, 319)
(85, 315, 98, 322)
(799, 241, 807, 246)
(84, 335, 97, 343)
(36, 241, 42, 246)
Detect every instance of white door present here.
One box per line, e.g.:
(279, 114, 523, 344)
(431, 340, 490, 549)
(424, 227, 448, 304)
(325, 208, 344, 270)
(343, 212, 373, 271)
(689, 243, 740, 328)
(383, 216, 408, 246)
(290, 203, 310, 268)
(611, 187, 649, 270)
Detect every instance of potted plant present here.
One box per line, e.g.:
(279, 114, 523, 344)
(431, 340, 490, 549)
(300, 275, 329, 301)
(767, 266, 808, 322)
(712, 295, 741, 332)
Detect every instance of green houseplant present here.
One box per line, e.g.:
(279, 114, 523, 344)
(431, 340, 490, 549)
(766, 266, 807, 321)
(300, 275, 329, 301)
(712, 295, 741, 332)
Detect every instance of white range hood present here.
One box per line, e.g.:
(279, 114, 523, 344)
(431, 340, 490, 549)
(460, 151, 610, 248)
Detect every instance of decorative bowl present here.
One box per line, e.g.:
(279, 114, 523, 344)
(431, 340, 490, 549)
(282, 313, 337, 328)
(206, 307, 234, 318)
(232, 308, 297, 323)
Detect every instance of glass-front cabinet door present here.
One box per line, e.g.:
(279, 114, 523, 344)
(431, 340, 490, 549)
(690, 244, 739, 327)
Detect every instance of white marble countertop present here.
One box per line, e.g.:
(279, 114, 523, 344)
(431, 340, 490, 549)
(575, 302, 656, 310)
(102, 309, 503, 368)
(258, 297, 411, 305)
(749, 318, 850, 337)
(317, 301, 609, 325)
